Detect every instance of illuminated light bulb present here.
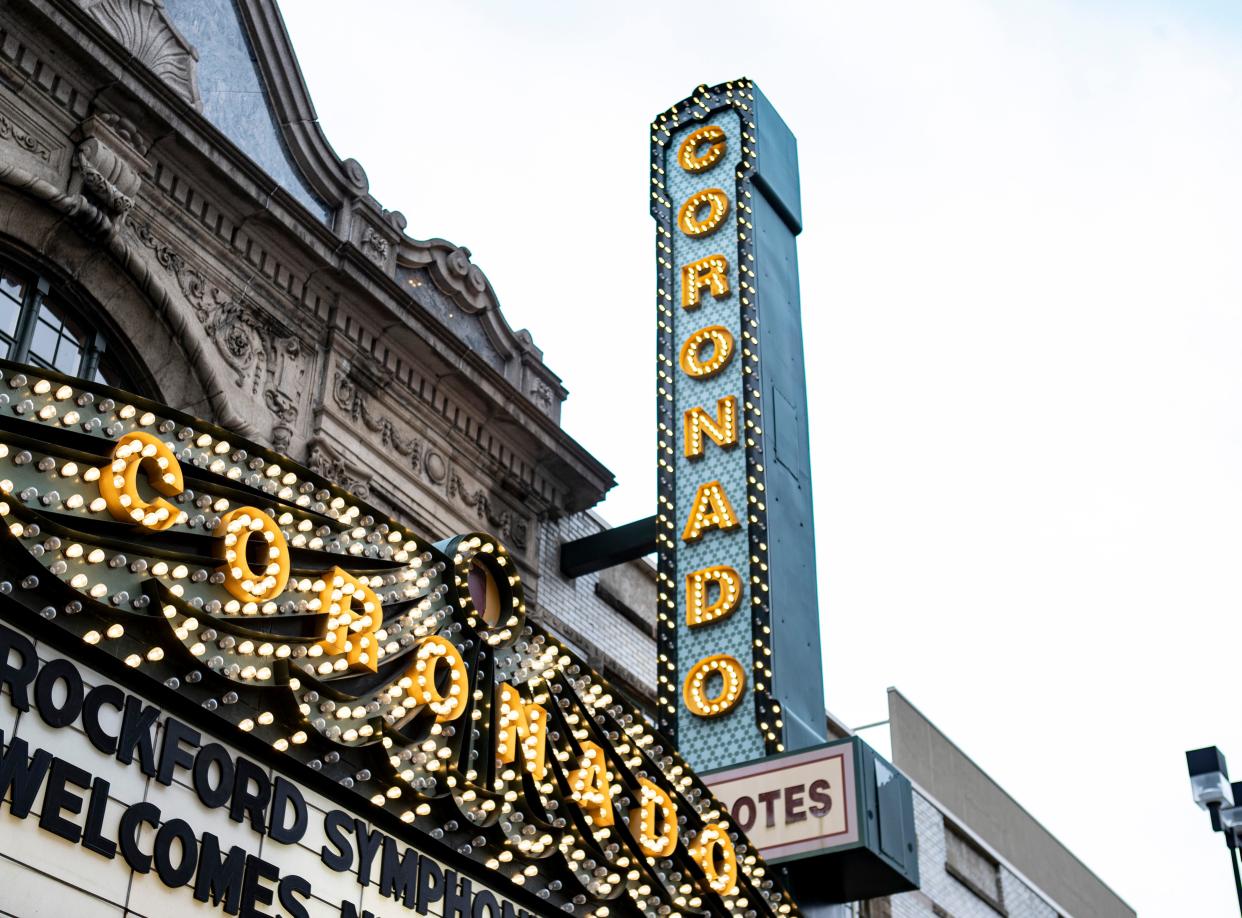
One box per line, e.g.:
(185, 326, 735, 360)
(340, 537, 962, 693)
(685, 565, 742, 627)
(678, 325, 735, 379)
(683, 396, 739, 458)
(677, 188, 730, 238)
(678, 124, 727, 174)
(680, 254, 730, 311)
(682, 654, 746, 718)
(679, 480, 741, 543)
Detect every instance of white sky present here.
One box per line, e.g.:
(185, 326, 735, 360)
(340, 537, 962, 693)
(281, 2, 1242, 914)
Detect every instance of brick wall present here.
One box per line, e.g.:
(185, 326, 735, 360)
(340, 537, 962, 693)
(533, 511, 657, 709)
(881, 792, 1061, 918)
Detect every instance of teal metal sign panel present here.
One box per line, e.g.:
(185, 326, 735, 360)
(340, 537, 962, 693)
(652, 79, 826, 771)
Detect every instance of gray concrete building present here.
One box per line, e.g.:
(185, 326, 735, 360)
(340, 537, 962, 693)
(843, 691, 1134, 918)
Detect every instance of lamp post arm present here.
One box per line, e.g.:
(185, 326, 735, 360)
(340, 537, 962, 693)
(1229, 845, 1242, 918)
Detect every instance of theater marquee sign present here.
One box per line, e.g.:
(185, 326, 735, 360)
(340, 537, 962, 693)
(652, 79, 826, 772)
(0, 359, 798, 918)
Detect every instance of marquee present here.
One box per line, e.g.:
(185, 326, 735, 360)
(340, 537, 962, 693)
(0, 358, 799, 917)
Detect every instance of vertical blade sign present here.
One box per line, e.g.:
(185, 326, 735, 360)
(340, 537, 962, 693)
(652, 80, 827, 771)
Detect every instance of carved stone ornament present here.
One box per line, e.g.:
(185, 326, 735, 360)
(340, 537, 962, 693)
(448, 471, 528, 550)
(400, 240, 494, 316)
(331, 363, 528, 548)
(132, 222, 308, 442)
(529, 381, 554, 409)
(0, 113, 52, 164)
(359, 226, 390, 267)
(74, 114, 149, 224)
(331, 366, 422, 473)
(78, 0, 202, 110)
(307, 442, 371, 500)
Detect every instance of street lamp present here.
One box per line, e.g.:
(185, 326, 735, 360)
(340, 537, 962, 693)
(1187, 745, 1242, 915)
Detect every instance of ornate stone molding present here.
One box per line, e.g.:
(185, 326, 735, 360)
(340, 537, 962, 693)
(400, 240, 494, 316)
(78, 0, 202, 110)
(0, 152, 255, 433)
(331, 364, 422, 471)
(448, 471, 529, 550)
(132, 221, 307, 442)
(0, 113, 51, 164)
(359, 226, 390, 268)
(307, 441, 371, 500)
(74, 113, 149, 225)
(330, 363, 529, 548)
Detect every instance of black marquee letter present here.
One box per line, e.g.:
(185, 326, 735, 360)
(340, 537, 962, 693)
(82, 684, 124, 755)
(38, 756, 90, 842)
(154, 818, 199, 887)
(320, 809, 354, 872)
(34, 659, 83, 728)
(268, 776, 307, 845)
(157, 717, 200, 785)
(0, 624, 37, 712)
(0, 732, 52, 818)
(193, 742, 235, 809)
(194, 832, 246, 914)
(229, 757, 271, 833)
(119, 800, 161, 873)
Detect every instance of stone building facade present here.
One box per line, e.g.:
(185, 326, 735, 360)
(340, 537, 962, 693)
(0, 0, 656, 710)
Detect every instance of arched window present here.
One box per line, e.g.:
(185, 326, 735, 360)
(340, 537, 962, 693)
(0, 253, 145, 392)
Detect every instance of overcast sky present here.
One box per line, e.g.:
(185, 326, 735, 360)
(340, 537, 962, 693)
(281, 2, 1242, 913)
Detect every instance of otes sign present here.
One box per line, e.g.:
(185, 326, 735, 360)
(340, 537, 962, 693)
(705, 739, 921, 907)
(705, 743, 858, 862)
(652, 79, 826, 771)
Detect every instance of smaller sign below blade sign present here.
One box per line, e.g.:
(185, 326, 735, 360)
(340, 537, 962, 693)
(704, 737, 922, 907)
(707, 743, 858, 860)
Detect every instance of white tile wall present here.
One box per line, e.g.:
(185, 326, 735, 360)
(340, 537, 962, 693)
(0, 854, 126, 918)
(884, 791, 1063, 918)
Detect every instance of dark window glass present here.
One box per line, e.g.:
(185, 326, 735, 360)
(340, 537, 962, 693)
(94, 355, 125, 388)
(0, 269, 24, 305)
(0, 253, 139, 392)
(0, 268, 25, 349)
(28, 302, 86, 376)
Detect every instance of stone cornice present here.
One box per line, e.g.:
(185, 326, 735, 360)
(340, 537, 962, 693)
(9, 0, 616, 513)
